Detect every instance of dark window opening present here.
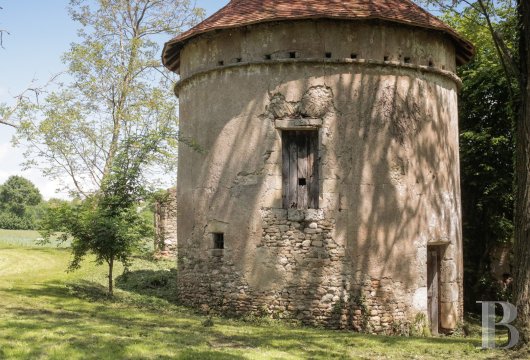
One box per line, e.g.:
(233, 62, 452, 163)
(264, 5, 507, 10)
(265, 54, 272, 60)
(384, 56, 389, 61)
(351, 53, 358, 59)
(213, 233, 224, 249)
(282, 130, 319, 209)
(218, 60, 224, 66)
(404, 57, 411, 64)
(325, 52, 332, 58)
(236, 58, 242, 63)
(429, 60, 434, 67)
(289, 51, 297, 59)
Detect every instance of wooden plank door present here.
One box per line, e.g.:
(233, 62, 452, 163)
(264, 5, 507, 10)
(427, 247, 440, 335)
(282, 131, 319, 209)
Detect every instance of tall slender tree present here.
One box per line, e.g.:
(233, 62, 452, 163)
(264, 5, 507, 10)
(13, 0, 204, 196)
(513, 0, 530, 347)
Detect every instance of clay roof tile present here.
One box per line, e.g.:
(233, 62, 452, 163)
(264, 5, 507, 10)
(162, 0, 474, 72)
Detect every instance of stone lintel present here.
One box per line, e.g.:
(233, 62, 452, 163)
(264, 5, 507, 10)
(427, 238, 451, 246)
(275, 118, 323, 130)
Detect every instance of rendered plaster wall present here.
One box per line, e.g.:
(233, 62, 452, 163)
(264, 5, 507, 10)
(179, 20, 457, 78)
(175, 21, 463, 333)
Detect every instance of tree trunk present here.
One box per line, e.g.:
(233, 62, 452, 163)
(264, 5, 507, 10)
(514, 0, 530, 348)
(108, 257, 114, 296)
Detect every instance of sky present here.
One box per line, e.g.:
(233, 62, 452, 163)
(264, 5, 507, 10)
(0, 0, 229, 199)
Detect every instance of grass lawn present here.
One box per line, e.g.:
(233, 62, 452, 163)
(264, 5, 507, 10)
(0, 230, 526, 359)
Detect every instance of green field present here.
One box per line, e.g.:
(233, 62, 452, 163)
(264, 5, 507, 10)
(0, 229, 69, 248)
(0, 229, 524, 359)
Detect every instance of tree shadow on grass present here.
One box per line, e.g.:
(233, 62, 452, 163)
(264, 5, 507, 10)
(204, 327, 486, 359)
(3, 280, 510, 359)
(115, 268, 179, 304)
(2, 282, 235, 359)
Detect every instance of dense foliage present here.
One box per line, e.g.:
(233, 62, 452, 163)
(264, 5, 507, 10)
(442, 3, 519, 307)
(0, 176, 43, 230)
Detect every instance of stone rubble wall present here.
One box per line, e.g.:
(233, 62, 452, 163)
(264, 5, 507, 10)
(178, 208, 412, 334)
(154, 187, 178, 255)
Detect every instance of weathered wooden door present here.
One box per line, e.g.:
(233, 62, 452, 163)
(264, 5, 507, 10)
(282, 131, 319, 209)
(427, 247, 440, 335)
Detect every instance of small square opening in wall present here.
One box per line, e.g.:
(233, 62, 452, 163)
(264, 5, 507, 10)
(218, 60, 224, 66)
(264, 54, 272, 60)
(351, 53, 358, 59)
(289, 51, 297, 59)
(325, 52, 332, 58)
(384, 55, 389, 61)
(213, 233, 224, 249)
(404, 57, 411, 64)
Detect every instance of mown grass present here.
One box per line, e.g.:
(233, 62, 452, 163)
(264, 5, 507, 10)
(0, 230, 526, 359)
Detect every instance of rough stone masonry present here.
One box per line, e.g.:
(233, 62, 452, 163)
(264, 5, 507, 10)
(154, 187, 177, 256)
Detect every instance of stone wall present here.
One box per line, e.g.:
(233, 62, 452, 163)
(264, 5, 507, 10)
(175, 20, 463, 333)
(178, 208, 414, 333)
(154, 187, 177, 255)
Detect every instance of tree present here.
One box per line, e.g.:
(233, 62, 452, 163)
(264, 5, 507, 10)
(40, 133, 166, 295)
(0, 176, 42, 230)
(14, 0, 204, 196)
(0, 175, 42, 216)
(441, 5, 517, 307)
(19, 0, 203, 295)
(419, 0, 530, 347)
(513, 0, 530, 347)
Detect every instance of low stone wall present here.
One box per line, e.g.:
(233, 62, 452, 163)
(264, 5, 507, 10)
(177, 208, 415, 334)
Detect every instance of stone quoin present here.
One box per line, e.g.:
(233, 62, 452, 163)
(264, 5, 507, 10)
(162, 0, 474, 334)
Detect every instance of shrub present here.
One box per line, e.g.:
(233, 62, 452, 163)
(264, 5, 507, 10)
(0, 211, 35, 230)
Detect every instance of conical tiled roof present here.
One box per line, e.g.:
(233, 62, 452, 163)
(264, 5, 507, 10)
(162, 0, 474, 72)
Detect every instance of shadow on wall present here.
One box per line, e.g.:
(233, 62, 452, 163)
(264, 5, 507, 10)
(177, 62, 461, 331)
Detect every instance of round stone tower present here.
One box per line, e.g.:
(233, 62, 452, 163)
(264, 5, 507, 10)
(162, 0, 474, 334)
